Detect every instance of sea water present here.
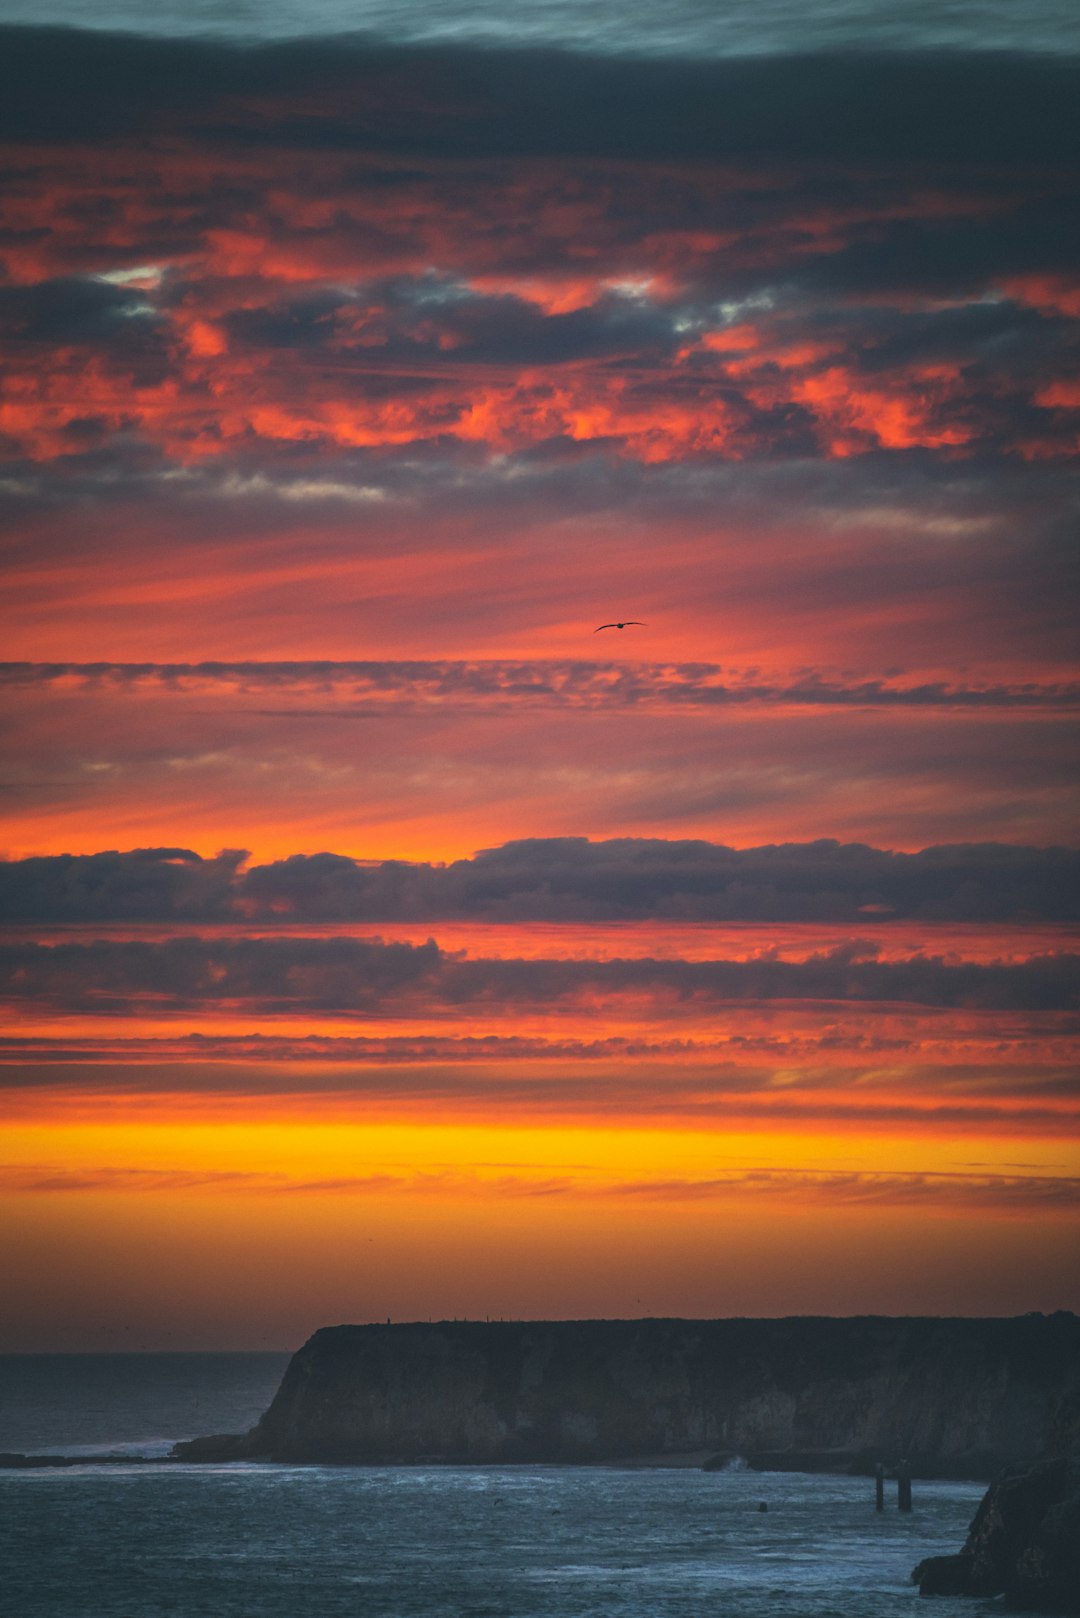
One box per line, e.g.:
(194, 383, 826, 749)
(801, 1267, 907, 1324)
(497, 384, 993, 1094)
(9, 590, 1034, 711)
(0, 1353, 290, 1457)
(0, 1354, 996, 1618)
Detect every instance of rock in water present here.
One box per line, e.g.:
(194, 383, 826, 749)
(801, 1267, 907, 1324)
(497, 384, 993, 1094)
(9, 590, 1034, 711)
(913, 1456, 1080, 1613)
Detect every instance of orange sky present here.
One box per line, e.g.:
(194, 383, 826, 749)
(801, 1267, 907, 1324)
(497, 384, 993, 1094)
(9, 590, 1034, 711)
(1, 32, 1077, 1347)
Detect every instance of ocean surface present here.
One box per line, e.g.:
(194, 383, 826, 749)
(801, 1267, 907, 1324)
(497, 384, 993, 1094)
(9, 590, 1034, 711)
(0, 1353, 291, 1456)
(0, 1352, 998, 1617)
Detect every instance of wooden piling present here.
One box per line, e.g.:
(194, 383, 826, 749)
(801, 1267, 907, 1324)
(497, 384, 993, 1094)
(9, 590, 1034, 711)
(875, 1462, 885, 1511)
(897, 1459, 912, 1512)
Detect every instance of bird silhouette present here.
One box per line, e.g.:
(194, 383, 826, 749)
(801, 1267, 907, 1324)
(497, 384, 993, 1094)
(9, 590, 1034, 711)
(594, 621, 646, 631)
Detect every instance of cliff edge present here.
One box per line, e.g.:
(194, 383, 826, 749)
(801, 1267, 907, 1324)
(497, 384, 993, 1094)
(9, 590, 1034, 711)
(174, 1313, 1079, 1473)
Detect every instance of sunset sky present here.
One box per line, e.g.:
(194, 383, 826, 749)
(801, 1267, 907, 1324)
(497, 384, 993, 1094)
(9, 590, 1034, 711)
(1, 4, 1078, 1349)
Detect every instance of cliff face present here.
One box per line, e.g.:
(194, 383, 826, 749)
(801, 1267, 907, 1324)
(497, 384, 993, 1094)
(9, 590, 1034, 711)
(176, 1314, 1080, 1475)
(913, 1457, 1080, 1613)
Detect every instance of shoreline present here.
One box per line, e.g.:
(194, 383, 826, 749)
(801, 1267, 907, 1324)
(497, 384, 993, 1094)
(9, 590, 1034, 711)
(0, 1447, 998, 1481)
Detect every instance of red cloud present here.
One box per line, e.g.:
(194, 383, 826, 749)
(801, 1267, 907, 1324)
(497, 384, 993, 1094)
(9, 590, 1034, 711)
(3, 144, 1075, 466)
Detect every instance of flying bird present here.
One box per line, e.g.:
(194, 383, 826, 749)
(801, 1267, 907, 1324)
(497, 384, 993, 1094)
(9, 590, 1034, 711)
(594, 621, 646, 631)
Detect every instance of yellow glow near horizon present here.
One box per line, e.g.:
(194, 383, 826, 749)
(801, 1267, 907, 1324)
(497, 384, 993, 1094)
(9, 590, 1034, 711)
(4, 1109, 1074, 1192)
(3, 1078, 1076, 1350)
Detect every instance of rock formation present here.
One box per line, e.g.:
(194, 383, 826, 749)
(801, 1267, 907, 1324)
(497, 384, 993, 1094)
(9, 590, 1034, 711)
(913, 1456, 1080, 1613)
(174, 1313, 1079, 1474)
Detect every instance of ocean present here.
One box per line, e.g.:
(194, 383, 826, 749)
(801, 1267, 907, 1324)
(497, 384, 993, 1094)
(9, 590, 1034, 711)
(0, 1353, 996, 1617)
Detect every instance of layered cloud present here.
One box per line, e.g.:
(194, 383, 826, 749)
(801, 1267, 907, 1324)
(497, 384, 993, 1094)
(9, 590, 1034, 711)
(4, 31, 1079, 162)
(1, 27, 1077, 1339)
(1, 34, 1078, 475)
(2, 838, 1077, 923)
(4, 1028, 1075, 1075)
(5, 661, 1078, 710)
(3, 187, 1077, 465)
(3, 656, 1076, 860)
(1, 932, 1076, 1017)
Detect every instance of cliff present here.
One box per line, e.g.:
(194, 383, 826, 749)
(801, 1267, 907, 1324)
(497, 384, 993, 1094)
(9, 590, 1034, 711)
(175, 1314, 1080, 1475)
(913, 1457, 1080, 1613)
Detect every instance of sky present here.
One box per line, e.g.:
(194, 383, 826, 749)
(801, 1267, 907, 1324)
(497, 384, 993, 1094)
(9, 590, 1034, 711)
(0, 2, 1078, 1349)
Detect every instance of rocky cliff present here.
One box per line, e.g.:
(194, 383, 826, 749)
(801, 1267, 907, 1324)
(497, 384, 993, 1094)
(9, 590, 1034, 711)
(913, 1457, 1080, 1612)
(175, 1314, 1080, 1475)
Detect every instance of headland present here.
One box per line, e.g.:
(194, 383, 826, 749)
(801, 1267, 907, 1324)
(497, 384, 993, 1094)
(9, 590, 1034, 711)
(174, 1313, 1080, 1477)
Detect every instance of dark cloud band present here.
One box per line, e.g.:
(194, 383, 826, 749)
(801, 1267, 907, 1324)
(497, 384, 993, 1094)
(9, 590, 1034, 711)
(3, 31, 1079, 163)
(3, 662, 1078, 711)
(0, 934, 1075, 1014)
(2, 838, 1077, 923)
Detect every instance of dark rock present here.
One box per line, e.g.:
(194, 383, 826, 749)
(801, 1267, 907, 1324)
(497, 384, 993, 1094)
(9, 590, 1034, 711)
(171, 1432, 260, 1462)
(913, 1456, 1080, 1613)
(745, 1448, 861, 1474)
(912, 1553, 974, 1596)
(0, 1452, 70, 1469)
(1011, 1490, 1080, 1612)
(0, 1451, 171, 1469)
(177, 1314, 1080, 1472)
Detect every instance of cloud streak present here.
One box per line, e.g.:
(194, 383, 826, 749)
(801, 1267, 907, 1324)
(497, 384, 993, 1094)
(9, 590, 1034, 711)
(4, 1026, 1074, 1070)
(0, 933, 1075, 1016)
(2, 1159, 1076, 1215)
(2, 838, 1076, 923)
(4, 661, 1078, 710)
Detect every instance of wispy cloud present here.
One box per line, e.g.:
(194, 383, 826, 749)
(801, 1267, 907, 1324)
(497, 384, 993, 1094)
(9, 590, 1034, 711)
(5, 661, 1078, 710)
(601, 1168, 1080, 1211)
(3, 1159, 1076, 1216)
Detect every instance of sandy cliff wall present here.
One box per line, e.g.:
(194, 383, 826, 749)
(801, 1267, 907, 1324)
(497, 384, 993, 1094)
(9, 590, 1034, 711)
(178, 1315, 1080, 1475)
